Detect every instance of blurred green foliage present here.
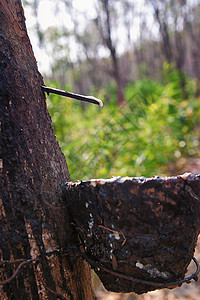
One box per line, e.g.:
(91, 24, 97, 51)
(46, 65, 200, 181)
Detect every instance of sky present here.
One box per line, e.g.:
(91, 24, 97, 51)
(23, 0, 200, 75)
(23, 0, 153, 74)
(24, 0, 106, 73)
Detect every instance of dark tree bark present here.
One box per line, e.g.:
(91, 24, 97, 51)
(0, 1, 93, 299)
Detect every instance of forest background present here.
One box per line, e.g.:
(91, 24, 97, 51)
(22, 0, 200, 299)
(23, 0, 200, 182)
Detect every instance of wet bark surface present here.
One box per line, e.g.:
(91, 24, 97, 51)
(0, 1, 93, 299)
(66, 174, 200, 294)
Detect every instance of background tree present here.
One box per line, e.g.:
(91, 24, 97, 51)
(150, 0, 186, 96)
(94, 0, 125, 105)
(0, 1, 93, 299)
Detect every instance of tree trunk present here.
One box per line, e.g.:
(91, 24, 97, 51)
(0, 1, 93, 299)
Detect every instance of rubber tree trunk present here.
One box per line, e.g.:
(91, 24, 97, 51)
(0, 1, 93, 299)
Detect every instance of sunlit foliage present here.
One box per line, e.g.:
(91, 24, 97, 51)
(47, 65, 200, 181)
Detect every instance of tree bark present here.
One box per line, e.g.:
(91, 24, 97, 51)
(0, 1, 93, 299)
